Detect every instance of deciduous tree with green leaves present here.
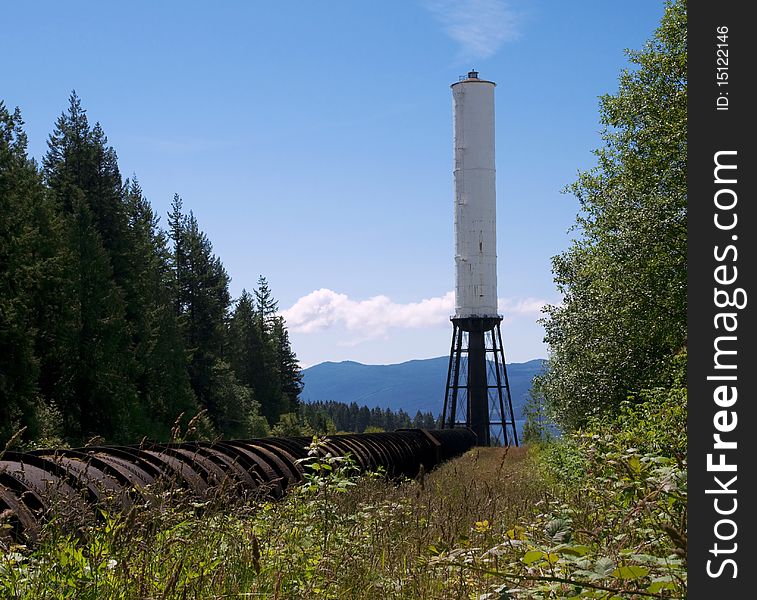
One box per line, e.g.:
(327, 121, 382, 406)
(539, 0, 687, 430)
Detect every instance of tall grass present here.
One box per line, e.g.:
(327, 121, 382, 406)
(1, 409, 686, 599)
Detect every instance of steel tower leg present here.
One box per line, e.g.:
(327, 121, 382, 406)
(468, 325, 490, 446)
(444, 322, 464, 429)
(443, 316, 518, 447)
(495, 322, 519, 446)
(490, 325, 509, 446)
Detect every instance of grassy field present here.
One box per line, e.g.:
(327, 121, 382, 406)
(1, 419, 686, 599)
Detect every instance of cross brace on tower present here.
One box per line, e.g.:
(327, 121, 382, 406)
(441, 316, 519, 446)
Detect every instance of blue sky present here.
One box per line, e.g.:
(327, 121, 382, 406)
(3, 0, 665, 367)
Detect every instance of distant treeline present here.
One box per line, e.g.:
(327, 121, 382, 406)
(300, 401, 437, 434)
(0, 95, 301, 446)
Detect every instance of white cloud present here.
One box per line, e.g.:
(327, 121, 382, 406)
(281, 289, 546, 339)
(423, 0, 521, 60)
(499, 297, 547, 317)
(281, 289, 454, 336)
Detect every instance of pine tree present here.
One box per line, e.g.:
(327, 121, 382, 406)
(67, 196, 136, 440)
(2, 94, 304, 445)
(122, 179, 198, 438)
(167, 194, 187, 318)
(254, 275, 278, 334)
(356, 406, 371, 433)
(168, 197, 244, 436)
(43, 94, 138, 442)
(228, 289, 273, 434)
(44, 94, 130, 286)
(247, 278, 303, 425)
(423, 412, 437, 430)
(270, 315, 303, 415)
(0, 103, 63, 442)
(251, 277, 284, 424)
(228, 291, 265, 393)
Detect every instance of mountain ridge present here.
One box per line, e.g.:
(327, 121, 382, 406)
(301, 356, 547, 420)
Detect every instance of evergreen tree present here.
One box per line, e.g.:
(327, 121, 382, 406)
(44, 94, 130, 286)
(356, 406, 371, 433)
(229, 287, 280, 426)
(347, 402, 360, 431)
(209, 360, 269, 438)
(167, 194, 187, 318)
(270, 315, 303, 415)
(168, 199, 229, 418)
(249, 276, 283, 423)
(1, 94, 303, 446)
(228, 290, 266, 392)
(254, 275, 278, 334)
(298, 400, 436, 434)
(67, 196, 136, 440)
(122, 180, 198, 438)
(43, 94, 138, 442)
(396, 409, 411, 429)
(0, 103, 64, 442)
(423, 412, 437, 430)
(371, 407, 384, 430)
(245, 276, 303, 426)
(168, 196, 259, 437)
(228, 289, 275, 433)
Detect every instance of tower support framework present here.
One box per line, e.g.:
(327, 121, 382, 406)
(441, 316, 519, 446)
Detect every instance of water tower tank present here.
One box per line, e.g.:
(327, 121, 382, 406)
(452, 70, 498, 318)
(442, 71, 518, 447)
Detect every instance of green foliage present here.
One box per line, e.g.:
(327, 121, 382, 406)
(521, 382, 554, 445)
(434, 405, 687, 598)
(0, 412, 686, 599)
(1, 94, 301, 446)
(120, 179, 198, 440)
(167, 194, 232, 432)
(539, 437, 585, 486)
(540, 0, 687, 430)
(590, 354, 687, 462)
(208, 360, 270, 439)
(227, 282, 304, 430)
(270, 314, 303, 415)
(476, 368, 687, 598)
(299, 400, 432, 434)
(228, 290, 269, 411)
(270, 412, 313, 437)
(0, 102, 53, 442)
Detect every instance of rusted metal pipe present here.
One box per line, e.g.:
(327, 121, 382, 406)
(0, 428, 475, 543)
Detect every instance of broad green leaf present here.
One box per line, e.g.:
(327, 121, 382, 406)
(556, 544, 591, 556)
(593, 557, 615, 577)
(612, 565, 649, 580)
(523, 550, 544, 564)
(647, 581, 676, 593)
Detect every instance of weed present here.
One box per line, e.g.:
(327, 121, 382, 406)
(1, 398, 686, 600)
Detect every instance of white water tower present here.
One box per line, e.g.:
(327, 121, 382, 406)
(441, 71, 518, 446)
